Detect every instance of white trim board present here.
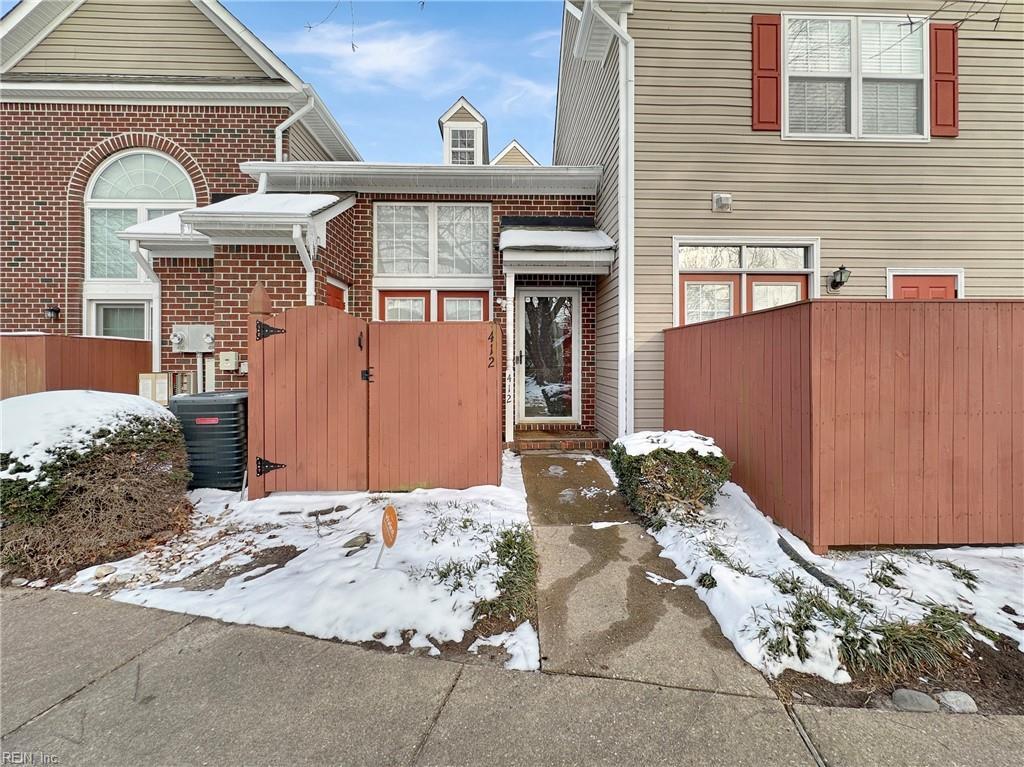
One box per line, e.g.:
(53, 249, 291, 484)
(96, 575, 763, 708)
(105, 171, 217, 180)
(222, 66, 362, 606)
(671, 236, 822, 327)
(885, 267, 965, 298)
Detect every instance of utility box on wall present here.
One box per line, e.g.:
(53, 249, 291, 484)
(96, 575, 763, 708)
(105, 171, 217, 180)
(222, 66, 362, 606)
(170, 324, 214, 354)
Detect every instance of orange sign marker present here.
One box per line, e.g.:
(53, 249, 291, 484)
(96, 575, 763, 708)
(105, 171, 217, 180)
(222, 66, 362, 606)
(382, 504, 399, 548)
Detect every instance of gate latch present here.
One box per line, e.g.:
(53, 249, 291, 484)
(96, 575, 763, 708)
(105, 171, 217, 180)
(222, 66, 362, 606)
(361, 367, 374, 383)
(256, 456, 287, 476)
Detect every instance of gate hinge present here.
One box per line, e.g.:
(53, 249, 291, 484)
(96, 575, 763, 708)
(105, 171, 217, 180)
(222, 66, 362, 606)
(361, 367, 374, 383)
(255, 320, 286, 341)
(256, 456, 287, 476)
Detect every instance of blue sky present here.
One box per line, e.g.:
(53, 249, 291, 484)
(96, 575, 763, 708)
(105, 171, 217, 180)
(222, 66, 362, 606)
(226, 0, 566, 163)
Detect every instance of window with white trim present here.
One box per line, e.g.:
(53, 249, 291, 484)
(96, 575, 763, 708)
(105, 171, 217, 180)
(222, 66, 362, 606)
(449, 128, 476, 165)
(444, 297, 484, 322)
(384, 297, 426, 322)
(374, 203, 491, 277)
(784, 14, 927, 139)
(86, 151, 195, 280)
(95, 302, 148, 339)
(685, 283, 733, 324)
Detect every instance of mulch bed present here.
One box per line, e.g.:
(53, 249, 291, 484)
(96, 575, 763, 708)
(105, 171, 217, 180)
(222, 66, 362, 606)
(771, 634, 1024, 714)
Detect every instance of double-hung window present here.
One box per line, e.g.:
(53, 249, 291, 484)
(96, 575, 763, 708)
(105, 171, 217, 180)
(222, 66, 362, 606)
(449, 128, 476, 165)
(783, 14, 927, 140)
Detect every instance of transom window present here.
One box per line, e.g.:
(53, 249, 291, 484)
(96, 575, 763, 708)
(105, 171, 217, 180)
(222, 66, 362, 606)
(374, 203, 491, 277)
(449, 128, 476, 165)
(675, 239, 817, 325)
(783, 15, 927, 140)
(86, 150, 195, 280)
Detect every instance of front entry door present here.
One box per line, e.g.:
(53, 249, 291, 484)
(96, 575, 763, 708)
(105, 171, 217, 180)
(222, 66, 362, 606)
(516, 288, 581, 424)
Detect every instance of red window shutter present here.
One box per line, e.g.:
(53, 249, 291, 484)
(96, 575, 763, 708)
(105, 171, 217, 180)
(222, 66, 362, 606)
(751, 14, 782, 131)
(930, 23, 959, 137)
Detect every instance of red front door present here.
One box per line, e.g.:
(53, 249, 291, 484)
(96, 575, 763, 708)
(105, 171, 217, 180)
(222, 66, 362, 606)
(326, 283, 346, 310)
(892, 274, 958, 299)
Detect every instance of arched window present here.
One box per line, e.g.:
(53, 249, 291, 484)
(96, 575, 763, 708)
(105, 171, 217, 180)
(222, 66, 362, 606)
(84, 150, 195, 340)
(86, 150, 195, 280)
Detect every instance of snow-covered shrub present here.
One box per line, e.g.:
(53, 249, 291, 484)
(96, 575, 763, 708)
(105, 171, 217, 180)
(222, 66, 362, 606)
(1, 391, 191, 581)
(610, 431, 732, 528)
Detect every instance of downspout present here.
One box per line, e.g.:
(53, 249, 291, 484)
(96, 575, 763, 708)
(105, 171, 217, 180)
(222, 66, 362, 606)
(275, 85, 316, 163)
(256, 172, 268, 193)
(292, 224, 315, 306)
(128, 240, 162, 371)
(590, 2, 635, 436)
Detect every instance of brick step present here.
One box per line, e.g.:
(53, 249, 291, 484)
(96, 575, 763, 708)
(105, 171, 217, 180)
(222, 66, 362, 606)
(508, 429, 608, 452)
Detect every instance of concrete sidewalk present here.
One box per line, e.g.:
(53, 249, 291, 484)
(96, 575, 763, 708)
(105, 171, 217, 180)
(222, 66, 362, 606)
(522, 452, 772, 697)
(2, 588, 1022, 766)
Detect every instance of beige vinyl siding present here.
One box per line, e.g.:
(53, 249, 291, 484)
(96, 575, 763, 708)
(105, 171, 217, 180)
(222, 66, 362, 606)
(446, 106, 480, 123)
(287, 122, 332, 162)
(629, 0, 1024, 431)
(11, 0, 271, 78)
(554, 9, 622, 439)
(493, 145, 535, 166)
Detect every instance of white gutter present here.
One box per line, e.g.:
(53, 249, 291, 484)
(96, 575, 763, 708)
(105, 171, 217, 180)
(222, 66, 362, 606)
(292, 224, 315, 306)
(589, 1, 635, 436)
(275, 85, 316, 162)
(128, 241, 162, 371)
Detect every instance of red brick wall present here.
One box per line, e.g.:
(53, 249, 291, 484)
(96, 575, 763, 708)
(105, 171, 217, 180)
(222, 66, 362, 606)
(215, 244, 307, 390)
(153, 256, 215, 375)
(0, 102, 286, 354)
(313, 207, 356, 305)
(346, 193, 598, 430)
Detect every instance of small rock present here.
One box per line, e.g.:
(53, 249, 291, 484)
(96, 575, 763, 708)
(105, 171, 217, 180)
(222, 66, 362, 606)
(150, 530, 176, 544)
(866, 694, 897, 712)
(111, 572, 136, 584)
(342, 532, 370, 549)
(892, 688, 939, 713)
(94, 565, 117, 578)
(10, 577, 29, 587)
(938, 691, 978, 714)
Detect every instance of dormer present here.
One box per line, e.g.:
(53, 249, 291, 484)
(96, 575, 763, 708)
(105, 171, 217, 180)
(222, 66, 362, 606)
(438, 97, 488, 165)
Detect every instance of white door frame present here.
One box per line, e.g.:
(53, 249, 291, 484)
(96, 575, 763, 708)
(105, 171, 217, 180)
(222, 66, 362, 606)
(885, 267, 965, 298)
(515, 287, 582, 425)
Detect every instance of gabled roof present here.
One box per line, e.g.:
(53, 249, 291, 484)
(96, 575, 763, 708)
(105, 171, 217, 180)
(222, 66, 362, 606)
(491, 140, 541, 167)
(437, 96, 487, 131)
(0, 0, 361, 161)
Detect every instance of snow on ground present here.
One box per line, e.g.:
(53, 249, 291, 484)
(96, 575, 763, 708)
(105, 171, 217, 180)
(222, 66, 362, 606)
(57, 452, 540, 667)
(614, 432, 1024, 683)
(1, 390, 174, 484)
(468, 622, 541, 671)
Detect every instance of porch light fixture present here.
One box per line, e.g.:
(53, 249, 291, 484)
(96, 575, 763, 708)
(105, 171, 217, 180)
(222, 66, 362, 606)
(829, 265, 851, 291)
(44, 305, 60, 322)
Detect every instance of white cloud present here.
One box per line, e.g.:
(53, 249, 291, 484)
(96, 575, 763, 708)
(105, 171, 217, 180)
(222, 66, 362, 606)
(526, 27, 562, 59)
(273, 21, 483, 94)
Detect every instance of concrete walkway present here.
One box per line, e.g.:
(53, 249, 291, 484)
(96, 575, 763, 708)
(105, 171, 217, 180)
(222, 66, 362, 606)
(3, 588, 1022, 766)
(522, 452, 772, 697)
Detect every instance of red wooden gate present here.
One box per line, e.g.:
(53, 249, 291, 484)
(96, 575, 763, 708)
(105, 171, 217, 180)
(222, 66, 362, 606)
(247, 287, 502, 498)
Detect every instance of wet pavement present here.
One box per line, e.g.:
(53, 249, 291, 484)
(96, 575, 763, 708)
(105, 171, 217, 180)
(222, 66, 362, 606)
(521, 451, 773, 697)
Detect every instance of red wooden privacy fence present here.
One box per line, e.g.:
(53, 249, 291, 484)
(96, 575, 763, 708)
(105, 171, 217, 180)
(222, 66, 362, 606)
(1, 334, 151, 399)
(247, 290, 502, 498)
(664, 300, 1024, 553)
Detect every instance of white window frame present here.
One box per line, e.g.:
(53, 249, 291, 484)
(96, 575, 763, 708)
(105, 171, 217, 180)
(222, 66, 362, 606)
(781, 13, 931, 142)
(372, 202, 492, 285)
(92, 301, 152, 340)
(443, 296, 485, 322)
(443, 122, 483, 165)
(383, 295, 427, 322)
(672, 236, 821, 326)
(885, 267, 965, 298)
(683, 281, 736, 325)
(515, 287, 582, 425)
(372, 288, 494, 322)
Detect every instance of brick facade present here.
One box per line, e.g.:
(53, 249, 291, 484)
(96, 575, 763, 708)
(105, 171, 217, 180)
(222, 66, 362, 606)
(0, 101, 289, 373)
(345, 193, 598, 430)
